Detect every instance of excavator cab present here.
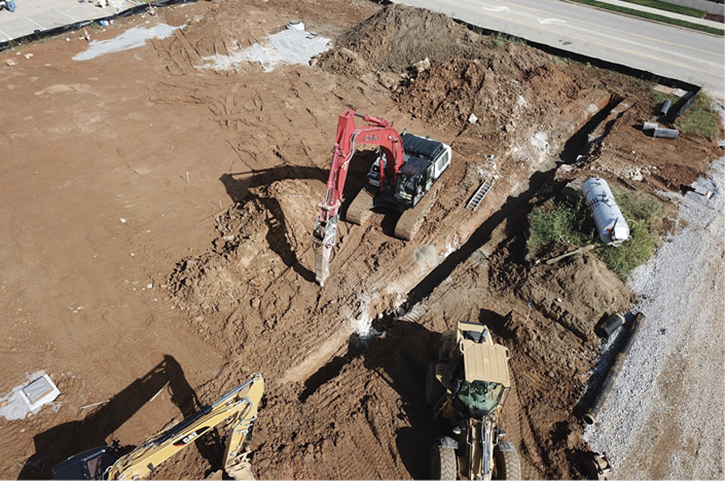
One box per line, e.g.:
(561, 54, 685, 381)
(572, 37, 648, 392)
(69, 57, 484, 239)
(52, 445, 120, 480)
(365, 133, 451, 209)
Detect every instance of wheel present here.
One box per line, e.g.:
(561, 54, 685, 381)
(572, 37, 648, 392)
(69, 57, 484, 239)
(494, 440, 521, 480)
(430, 441, 457, 480)
(346, 188, 374, 225)
(425, 362, 445, 406)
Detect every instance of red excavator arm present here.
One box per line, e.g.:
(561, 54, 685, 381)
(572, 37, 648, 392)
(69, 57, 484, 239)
(313, 109, 405, 286)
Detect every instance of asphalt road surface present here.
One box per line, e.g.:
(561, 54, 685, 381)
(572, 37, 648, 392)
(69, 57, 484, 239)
(393, 0, 725, 100)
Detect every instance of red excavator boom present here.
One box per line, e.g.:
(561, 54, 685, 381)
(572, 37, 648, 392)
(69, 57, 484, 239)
(313, 109, 405, 286)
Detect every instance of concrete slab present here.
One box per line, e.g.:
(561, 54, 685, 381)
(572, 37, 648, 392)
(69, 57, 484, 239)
(0, 371, 61, 420)
(0, 0, 138, 43)
(19, 373, 61, 411)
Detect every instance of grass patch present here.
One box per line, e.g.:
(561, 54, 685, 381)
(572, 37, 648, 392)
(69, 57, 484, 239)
(676, 91, 721, 140)
(573, 0, 724, 36)
(620, 0, 706, 18)
(492, 32, 525, 47)
(527, 201, 589, 257)
(527, 184, 666, 278)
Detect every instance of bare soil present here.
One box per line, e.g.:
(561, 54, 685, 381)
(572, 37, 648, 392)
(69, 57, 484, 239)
(0, 0, 720, 479)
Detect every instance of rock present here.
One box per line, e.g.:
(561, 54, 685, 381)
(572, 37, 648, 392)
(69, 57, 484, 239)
(251, 298, 261, 308)
(413, 57, 430, 74)
(554, 164, 574, 181)
(468, 113, 478, 124)
(6, 59, 15, 66)
(628, 168, 644, 182)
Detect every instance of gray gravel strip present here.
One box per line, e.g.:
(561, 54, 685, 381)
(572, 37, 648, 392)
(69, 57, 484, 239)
(584, 118, 725, 478)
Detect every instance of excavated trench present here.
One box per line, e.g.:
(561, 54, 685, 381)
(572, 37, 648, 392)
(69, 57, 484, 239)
(297, 96, 625, 404)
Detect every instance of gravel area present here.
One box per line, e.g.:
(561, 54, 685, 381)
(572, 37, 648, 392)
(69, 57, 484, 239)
(584, 153, 725, 478)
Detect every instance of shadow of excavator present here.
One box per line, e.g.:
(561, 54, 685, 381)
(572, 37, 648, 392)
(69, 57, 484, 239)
(18, 355, 208, 480)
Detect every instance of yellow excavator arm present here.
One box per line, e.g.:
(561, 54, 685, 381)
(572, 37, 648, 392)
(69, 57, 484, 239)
(52, 374, 264, 480)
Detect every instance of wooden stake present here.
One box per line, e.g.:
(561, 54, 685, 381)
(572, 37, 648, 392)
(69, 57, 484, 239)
(545, 245, 595, 265)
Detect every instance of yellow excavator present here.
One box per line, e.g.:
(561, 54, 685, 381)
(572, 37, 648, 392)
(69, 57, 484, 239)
(52, 374, 264, 480)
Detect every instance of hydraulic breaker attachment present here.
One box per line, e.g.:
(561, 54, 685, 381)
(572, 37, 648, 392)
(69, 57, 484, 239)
(313, 214, 338, 287)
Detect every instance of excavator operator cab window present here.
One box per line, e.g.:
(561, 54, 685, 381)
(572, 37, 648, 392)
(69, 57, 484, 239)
(85, 451, 109, 479)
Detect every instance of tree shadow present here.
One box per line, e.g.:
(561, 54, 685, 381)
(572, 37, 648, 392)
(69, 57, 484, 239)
(18, 355, 202, 479)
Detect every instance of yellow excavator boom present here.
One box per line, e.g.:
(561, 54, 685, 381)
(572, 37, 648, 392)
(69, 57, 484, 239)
(52, 374, 264, 480)
(107, 374, 264, 480)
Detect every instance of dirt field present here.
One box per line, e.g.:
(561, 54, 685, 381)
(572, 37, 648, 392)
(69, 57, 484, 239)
(0, 0, 721, 479)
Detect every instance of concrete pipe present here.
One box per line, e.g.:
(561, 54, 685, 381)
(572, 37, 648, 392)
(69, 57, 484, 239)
(658, 99, 671, 117)
(653, 127, 679, 139)
(642, 121, 658, 131)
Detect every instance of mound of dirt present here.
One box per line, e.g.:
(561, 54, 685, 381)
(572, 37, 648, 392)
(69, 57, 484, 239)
(320, 4, 475, 74)
(320, 3, 555, 78)
(516, 251, 634, 343)
(168, 179, 321, 320)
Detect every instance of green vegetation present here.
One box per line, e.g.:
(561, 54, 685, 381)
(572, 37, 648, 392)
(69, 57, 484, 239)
(527, 201, 589, 257)
(527, 185, 666, 278)
(573, 0, 724, 36)
(620, 0, 706, 18)
(492, 32, 524, 47)
(676, 91, 721, 140)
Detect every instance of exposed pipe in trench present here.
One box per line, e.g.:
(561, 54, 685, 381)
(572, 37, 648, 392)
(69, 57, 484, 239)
(583, 312, 646, 425)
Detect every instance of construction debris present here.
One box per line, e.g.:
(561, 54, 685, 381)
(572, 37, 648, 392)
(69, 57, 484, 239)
(0, 372, 60, 420)
(582, 452, 612, 480)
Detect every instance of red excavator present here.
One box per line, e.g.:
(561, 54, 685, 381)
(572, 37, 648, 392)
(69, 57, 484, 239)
(313, 109, 452, 286)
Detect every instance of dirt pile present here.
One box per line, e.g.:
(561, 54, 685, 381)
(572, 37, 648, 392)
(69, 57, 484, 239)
(320, 4, 476, 74)
(169, 179, 321, 319)
(320, 3, 553, 77)
(501, 250, 634, 343)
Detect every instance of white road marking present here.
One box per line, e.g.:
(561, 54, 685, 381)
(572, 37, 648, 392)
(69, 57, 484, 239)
(55, 9, 78, 21)
(25, 17, 46, 30)
(483, 5, 510, 12)
(537, 18, 566, 25)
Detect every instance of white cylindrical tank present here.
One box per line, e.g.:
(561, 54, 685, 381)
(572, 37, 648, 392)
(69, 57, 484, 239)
(581, 177, 630, 246)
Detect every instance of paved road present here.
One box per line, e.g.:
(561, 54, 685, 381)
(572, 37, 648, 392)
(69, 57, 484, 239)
(393, 0, 725, 100)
